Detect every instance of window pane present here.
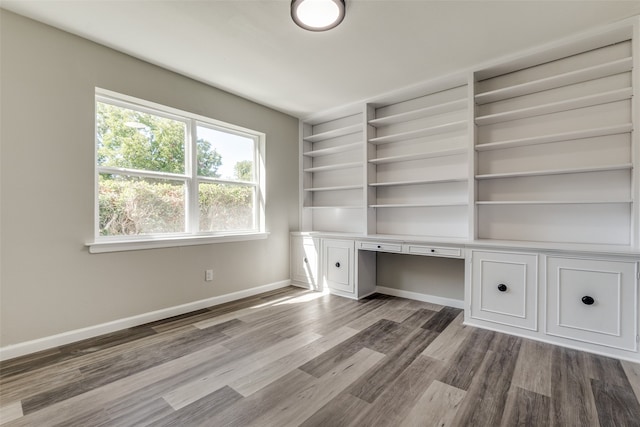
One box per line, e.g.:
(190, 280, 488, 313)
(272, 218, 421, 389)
(99, 174, 185, 236)
(97, 102, 186, 174)
(196, 125, 255, 181)
(199, 182, 255, 232)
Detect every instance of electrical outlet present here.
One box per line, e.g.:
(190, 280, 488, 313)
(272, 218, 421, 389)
(205, 269, 214, 281)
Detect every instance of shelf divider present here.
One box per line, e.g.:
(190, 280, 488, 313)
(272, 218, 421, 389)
(475, 123, 633, 151)
(370, 147, 467, 164)
(303, 124, 361, 143)
(368, 120, 466, 145)
(303, 142, 361, 157)
(475, 57, 633, 104)
(475, 163, 632, 180)
(368, 99, 467, 127)
(475, 87, 632, 125)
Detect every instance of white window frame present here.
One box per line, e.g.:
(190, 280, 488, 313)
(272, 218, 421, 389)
(89, 88, 267, 253)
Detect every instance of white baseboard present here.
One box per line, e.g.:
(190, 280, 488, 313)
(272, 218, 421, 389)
(0, 279, 291, 361)
(375, 286, 464, 309)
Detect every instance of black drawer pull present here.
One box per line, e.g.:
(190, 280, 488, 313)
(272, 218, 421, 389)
(582, 296, 595, 305)
(303, 257, 308, 263)
(431, 249, 435, 253)
(377, 245, 381, 248)
(335, 262, 341, 268)
(497, 284, 507, 292)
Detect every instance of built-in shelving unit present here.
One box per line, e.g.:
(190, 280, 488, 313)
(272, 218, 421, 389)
(365, 83, 470, 239)
(300, 109, 366, 232)
(474, 35, 635, 246)
(298, 17, 639, 249)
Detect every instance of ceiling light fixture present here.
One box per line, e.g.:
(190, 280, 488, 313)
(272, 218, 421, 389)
(291, 0, 345, 32)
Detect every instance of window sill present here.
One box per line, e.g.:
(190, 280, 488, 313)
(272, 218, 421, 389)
(87, 232, 269, 254)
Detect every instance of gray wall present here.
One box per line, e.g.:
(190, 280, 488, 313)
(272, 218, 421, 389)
(377, 253, 465, 301)
(0, 11, 299, 346)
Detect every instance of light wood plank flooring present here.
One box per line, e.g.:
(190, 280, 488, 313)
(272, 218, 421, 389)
(1, 286, 640, 426)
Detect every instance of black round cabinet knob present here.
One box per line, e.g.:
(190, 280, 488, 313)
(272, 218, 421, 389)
(335, 262, 341, 268)
(497, 284, 507, 292)
(303, 257, 308, 263)
(582, 296, 595, 305)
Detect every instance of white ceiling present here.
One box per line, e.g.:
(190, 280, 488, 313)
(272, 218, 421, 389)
(2, 1, 640, 118)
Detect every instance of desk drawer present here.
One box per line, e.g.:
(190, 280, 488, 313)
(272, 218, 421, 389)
(358, 241, 403, 253)
(404, 244, 462, 258)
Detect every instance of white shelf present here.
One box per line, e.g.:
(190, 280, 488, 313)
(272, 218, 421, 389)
(304, 185, 363, 192)
(303, 124, 361, 143)
(475, 87, 632, 125)
(369, 148, 466, 164)
(304, 205, 363, 209)
(475, 123, 633, 152)
(475, 57, 633, 104)
(368, 120, 466, 145)
(370, 202, 468, 208)
(370, 177, 467, 187)
(303, 142, 361, 157)
(369, 99, 467, 127)
(303, 162, 361, 173)
(475, 163, 632, 180)
(476, 200, 632, 205)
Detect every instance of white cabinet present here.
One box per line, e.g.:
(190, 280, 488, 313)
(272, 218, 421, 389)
(290, 235, 320, 290)
(322, 239, 355, 297)
(546, 256, 638, 351)
(470, 250, 538, 331)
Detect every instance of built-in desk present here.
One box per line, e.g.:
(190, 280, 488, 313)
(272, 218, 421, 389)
(291, 232, 640, 362)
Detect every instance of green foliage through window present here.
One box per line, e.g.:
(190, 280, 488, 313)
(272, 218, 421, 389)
(96, 95, 260, 238)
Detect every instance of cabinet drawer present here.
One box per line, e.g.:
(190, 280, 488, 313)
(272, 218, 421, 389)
(471, 251, 538, 331)
(546, 257, 637, 351)
(358, 241, 402, 253)
(404, 244, 462, 258)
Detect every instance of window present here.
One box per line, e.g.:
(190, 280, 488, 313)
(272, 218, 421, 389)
(93, 89, 265, 251)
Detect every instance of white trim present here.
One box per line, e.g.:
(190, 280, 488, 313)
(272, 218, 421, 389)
(375, 286, 464, 309)
(0, 279, 291, 361)
(95, 88, 266, 242)
(88, 231, 269, 253)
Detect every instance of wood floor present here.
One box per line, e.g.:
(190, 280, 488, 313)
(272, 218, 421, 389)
(1, 286, 640, 426)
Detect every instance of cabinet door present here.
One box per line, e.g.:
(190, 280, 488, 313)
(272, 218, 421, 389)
(291, 236, 320, 289)
(471, 251, 538, 330)
(323, 239, 354, 295)
(546, 257, 637, 351)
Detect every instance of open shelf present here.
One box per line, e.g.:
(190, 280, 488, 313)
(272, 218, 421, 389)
(475, 123, 633, 152)
(303, 142, 361, 157)
(303, 162, 361, 173)
(369, 99, 467, 127)
(475, 57, 633, 104)
(371, 177, 467, 187)
(476, 200, 632, 205)
(368, 120, 466, 145)
(475, 87, 632, 125)
(369, 147, 466, 164)
(370, 202, 468, 208)
(304, 184, 364, 192)
(303, 124, 361, 143)
(475, 163, 632, 180)
(303, 205, 363, 209)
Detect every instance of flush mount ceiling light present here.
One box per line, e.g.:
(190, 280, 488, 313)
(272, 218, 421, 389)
(291, 0, 345, 32)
